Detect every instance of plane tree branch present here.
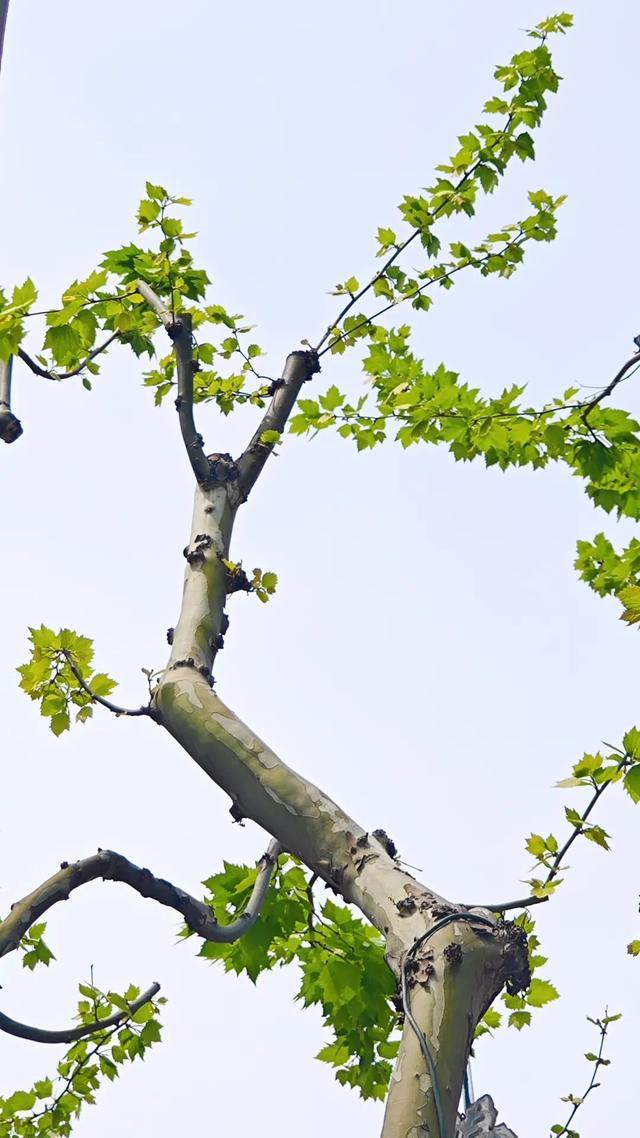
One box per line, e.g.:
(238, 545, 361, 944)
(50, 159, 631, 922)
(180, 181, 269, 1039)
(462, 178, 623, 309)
(0, 841, 281, 964)
(0, 357, 23, 443)
(17, 334, 120, 381)
(235, 349, 320, 502)
(136, 281, 210, 481)
(63, 650, 157, 720)
(0, 983, 161, 1045)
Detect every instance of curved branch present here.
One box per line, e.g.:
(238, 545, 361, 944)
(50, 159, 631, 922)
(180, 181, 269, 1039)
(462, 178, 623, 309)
(0, 842, 281, 961)
(235, 349, 320, 501)
(0, 982, 160, 1045)
(0, 357, 23, 443)
(136, 282, 210, 482)
(63, 651, 157, 720)
(17, 333, 120, 381)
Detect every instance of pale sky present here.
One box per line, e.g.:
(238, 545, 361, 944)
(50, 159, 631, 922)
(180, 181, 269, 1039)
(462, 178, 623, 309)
(1, 2, 638, 1136)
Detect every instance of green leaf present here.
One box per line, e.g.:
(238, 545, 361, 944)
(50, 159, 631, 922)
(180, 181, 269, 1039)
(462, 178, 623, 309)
(526, 978, 559, 1008)
(525, 833, 546, 858)
(582, 824, 610, 850)
(623, 764, 640, 803)
(319, 385, 344, 413)
(145, 181, 168, 201)
(627, 940, 640, 956)
(508, 1010, 532, 1030)
(623, 727, 640, 759)
(260, 429, 281, 446)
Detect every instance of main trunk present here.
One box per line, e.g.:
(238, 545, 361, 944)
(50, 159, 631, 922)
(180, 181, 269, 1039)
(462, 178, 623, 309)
(153, 475, 526, 1137)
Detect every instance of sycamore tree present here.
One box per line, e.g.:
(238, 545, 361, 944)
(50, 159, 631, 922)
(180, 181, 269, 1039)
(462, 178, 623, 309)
(0, 4, 638, 1137)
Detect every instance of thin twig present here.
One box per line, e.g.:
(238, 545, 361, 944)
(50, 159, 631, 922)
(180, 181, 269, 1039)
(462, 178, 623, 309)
(17, 333, 120, 380)
(63, 651, 157, 720)
(313, 115, 514, 353)
(317, 233, 526, 358)
(551, 1013, 613, 1138)
(471, 754, 630, 913)
(0, 841, 282, 962)
(23, 290, 140, 319)
(0, 983, 160, 1045)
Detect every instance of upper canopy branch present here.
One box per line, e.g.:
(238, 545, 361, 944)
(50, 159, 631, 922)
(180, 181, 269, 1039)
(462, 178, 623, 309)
(17, 334, 120, 381)
(0, 841, 281, 963)
(235, 349, 320, 501)
(581, 345, 640, 425)
(0, 982, 160, 1045)
(136, 281, 210, 482)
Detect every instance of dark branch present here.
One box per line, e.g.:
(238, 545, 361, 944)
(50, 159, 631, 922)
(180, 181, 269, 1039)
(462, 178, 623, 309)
(316, 233, 526, 359)
(17, 333, 120, 381)
(0, 357, 23, 443)
(136, 282, 210, 482)
(581, 348, 640, 425)
(0, 983, 160, 1045)
(0, 1, 10, 78)
(63, 651, 157, 720)
(0, 841, 282, 961)
(235, 349, 320, 501)
(552, 1013, 614, 1138)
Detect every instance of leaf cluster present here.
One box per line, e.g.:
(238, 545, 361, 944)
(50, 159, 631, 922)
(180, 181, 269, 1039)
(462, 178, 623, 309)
(17, 626, 116, 736)
(0, 983, 164, 1137)
(186, 856, 399, 1101)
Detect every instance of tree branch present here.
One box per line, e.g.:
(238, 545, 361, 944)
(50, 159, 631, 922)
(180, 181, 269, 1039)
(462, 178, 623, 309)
(581, 347, 640, 425)
(0, 983, 160, 1045)
(17, 333, 120, 381)
(235, 349, 320, 501)
(0, 356, 23, 443)
(136, 281, 210, 482)
(316, 232, 526, 359)
(0, 1, 10, 78)
(470, 753, 630, 913)
(551, 1013, 614, 1138)
(63, 651, 158, 720)
(0, 842, 281, 961)
(313, 116, 514, 354)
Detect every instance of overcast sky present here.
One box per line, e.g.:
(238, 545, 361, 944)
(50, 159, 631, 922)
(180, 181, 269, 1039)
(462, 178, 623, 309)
(1, 2, 638, 1136)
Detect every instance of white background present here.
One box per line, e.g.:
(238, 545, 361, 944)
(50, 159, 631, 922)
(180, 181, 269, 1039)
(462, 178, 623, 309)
(0, 2, 638, 1135)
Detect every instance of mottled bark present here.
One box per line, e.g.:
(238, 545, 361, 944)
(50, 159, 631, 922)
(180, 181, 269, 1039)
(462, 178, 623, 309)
(151, 369, 528, 1134)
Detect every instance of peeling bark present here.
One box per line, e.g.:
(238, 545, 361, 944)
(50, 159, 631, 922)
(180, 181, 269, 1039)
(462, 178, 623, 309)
(150, 372, 529, 1135)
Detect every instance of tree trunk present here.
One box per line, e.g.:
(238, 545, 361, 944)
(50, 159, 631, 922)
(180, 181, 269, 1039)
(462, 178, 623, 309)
(152, 374, 528, 1138)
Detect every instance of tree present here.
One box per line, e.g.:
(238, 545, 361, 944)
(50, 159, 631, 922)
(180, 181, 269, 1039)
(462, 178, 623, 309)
(1, 4, 638, 1136)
